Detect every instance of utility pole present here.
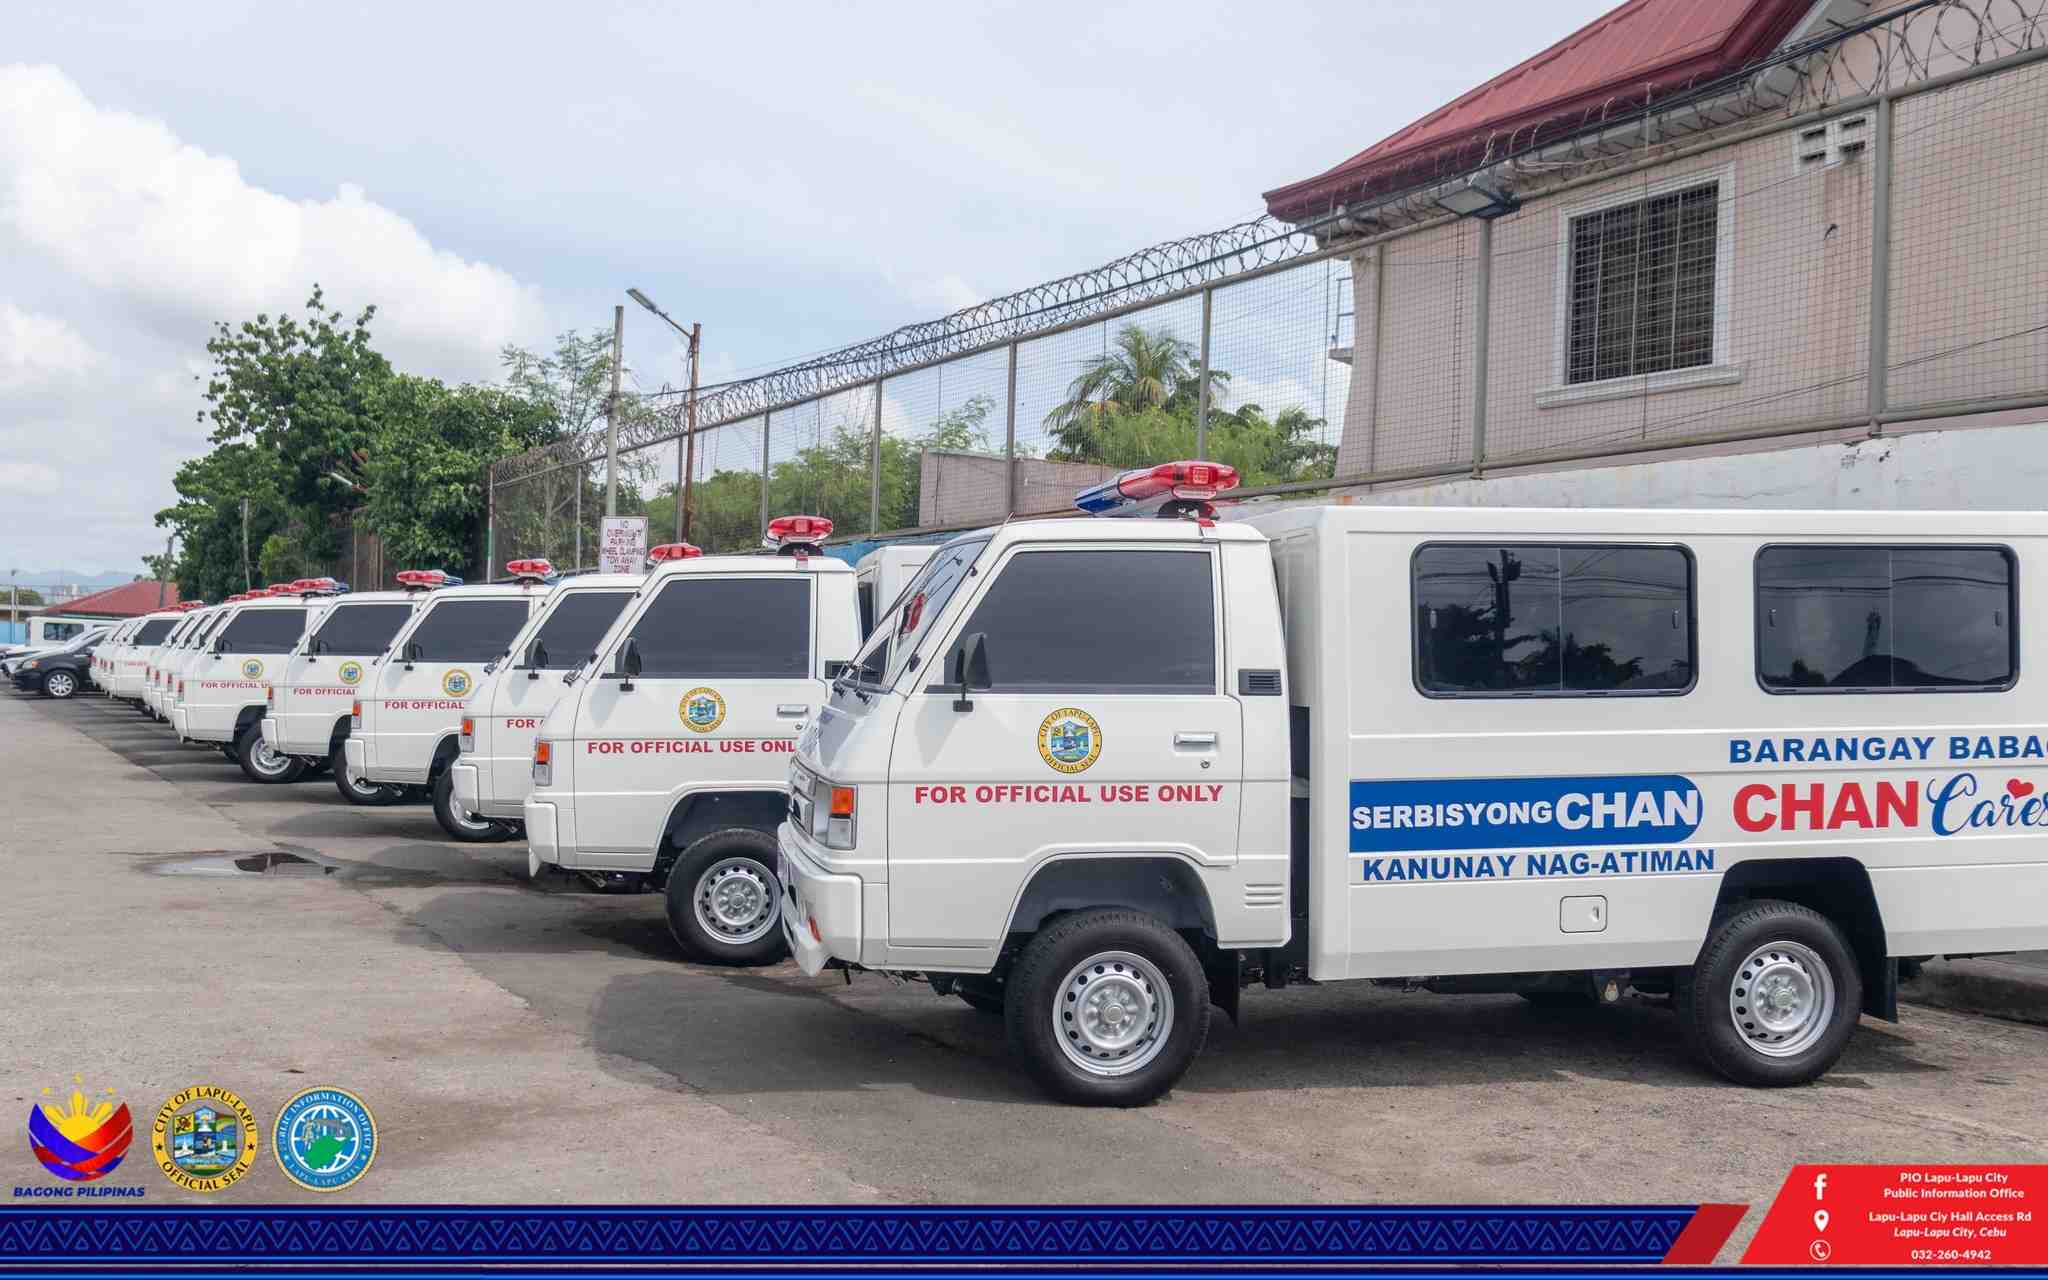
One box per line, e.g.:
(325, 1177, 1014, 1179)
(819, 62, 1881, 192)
(156, 534, 175, 608)
(8, 569, 16, 638)
(681, 322, 701, 543)
(240, 498, 252, 590)
(604, 304, 625, 518)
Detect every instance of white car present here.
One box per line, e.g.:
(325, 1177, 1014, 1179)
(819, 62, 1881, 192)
(524, 516, 860, 963)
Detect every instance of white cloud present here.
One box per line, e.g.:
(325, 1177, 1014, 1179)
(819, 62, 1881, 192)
(0, 302, 98, 391)
(0, 64, 547, 383)
(0, 64, 557, 571)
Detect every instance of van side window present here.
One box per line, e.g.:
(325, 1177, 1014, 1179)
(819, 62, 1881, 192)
(627, 578, 810, 678)
(1757, 545, 2015, 692)
(1414, 543, 1694, 696)
(310, 603, 413, 656)
(530, 591, 633, 668)
(212, 608, 306, 654)
(407, 600, 531, 662)
(944, 549, 1217, 693)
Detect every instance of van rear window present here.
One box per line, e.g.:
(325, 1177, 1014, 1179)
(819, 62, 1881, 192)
(1756, 545, 2015, 692)
(1413, 543, 1695, 697)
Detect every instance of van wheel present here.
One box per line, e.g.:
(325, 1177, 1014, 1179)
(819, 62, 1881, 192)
(237, 722, 307, 783)
(332, 742, 403, 806)
(43, 671, 78, 699)
(663, 829, 788, 966)
(1677, 899, 1862, 1087)
(1006, 909, 1209, 1107)
(433, 769, 514, 842)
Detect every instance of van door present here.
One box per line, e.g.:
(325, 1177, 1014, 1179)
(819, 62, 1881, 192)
(372, 596, 533, 779)
(484, 587, 636, 809)
(284, 600, 414, 750)
(885, 544, 1241, 955)
(575, 574, 814, 853)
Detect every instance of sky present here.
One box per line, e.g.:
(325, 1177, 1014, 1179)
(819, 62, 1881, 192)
(1, 0, 1612, 575)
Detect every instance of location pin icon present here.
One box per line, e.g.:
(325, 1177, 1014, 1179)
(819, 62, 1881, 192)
(1815, 1210, 1830, 1232)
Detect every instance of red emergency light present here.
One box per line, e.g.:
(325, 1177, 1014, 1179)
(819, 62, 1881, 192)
(1073, 460, 1240, 517)
(288, 577, 341, 594)
(396, 569, 448, 591)
(764, 515, 831, 558)
(264, 582, 295, 594)
(223, 593, 252, 603)
(647, 543, 702, 563)
(504, 558, 554, 582)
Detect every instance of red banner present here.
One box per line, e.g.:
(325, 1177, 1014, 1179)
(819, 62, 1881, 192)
(1744, 1164, 2046, 1264)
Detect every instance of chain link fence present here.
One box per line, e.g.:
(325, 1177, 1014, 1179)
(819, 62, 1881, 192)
(490, 0, 2048, 568)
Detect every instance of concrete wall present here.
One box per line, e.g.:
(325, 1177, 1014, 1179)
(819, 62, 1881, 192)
(917, 450, 1117, 526)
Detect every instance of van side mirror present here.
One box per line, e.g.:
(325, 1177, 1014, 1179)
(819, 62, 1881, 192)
(527, 639, 548, 679)
(951, 632, 989, 712)
(615, 636, 642, 690)
(403, 640, 423, 669)
(211, 636, 227, 656)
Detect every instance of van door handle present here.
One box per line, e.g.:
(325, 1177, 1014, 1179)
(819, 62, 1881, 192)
(1174, 732, 1218, 748)
(777, 704, 809, 717)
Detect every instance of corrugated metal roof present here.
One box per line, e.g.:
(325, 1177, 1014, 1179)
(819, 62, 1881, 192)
(51, 580, 183, 618)
(1264, 0, 1818, 222)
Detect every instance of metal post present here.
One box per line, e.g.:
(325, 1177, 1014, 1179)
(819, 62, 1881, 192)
(1866, 97, 1895, 433)
(869, 379, 884, 535)
(483, 466, 496, 581)
(1470, 217, 1494, 476)
(240, 497, 251, 591)
(759, 411, 772, 536)
(574, 475, 583, 570)
(1004, 343, 1019, 515)
(1367, 246, 1386, 478)
(681, 323, 701, 540)
(1195, 287, 1214, 459)
(156, 534, 174, 608)
(605, 305, 624, 517)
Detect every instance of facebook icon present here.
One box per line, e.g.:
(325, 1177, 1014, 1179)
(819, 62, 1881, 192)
(1813, 1171, 1828, 1200)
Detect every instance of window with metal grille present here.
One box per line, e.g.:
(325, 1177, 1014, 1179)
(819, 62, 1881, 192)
(1566, 182, 1719, 385)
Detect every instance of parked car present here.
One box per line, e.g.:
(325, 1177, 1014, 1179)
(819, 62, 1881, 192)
(12, 629, 108, 700)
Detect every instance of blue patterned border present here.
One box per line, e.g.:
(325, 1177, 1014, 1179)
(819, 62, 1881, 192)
(0, 1206, 1691, 1264)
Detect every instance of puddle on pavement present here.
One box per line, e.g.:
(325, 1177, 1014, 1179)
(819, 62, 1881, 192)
(155, 850, 338, 877)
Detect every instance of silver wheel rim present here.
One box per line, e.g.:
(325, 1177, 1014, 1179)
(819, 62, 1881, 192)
(1053, 950, 1174, 1078)
(447, 790, 493, 833)
(693, 856, 779, 946)
(344, 771, 384, 800)
(47, 673, 74, 697)
(1728, 939, 1836, 1058)
(250, 737, 291, 776)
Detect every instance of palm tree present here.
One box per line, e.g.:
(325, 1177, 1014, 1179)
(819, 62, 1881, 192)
(1043, 324, 1227, 456)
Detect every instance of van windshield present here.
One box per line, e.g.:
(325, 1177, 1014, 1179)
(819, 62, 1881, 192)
(849, 538, 988, 688)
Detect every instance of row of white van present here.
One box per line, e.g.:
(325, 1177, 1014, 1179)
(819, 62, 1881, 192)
(88, 520, 930, 970)
(81, 462, 2048, 1107)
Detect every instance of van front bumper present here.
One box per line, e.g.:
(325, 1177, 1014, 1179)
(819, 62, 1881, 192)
(776, 823, 862, 978)
(450, 760, 481, 814)
(343, 736, 367, 781)
(524, 797, 559, 874)
(182, 703, 237, 744)
(260, 716, 280, 750)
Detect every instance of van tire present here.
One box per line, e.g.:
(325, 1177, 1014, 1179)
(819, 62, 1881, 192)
(663, 829, 789, 966)
(433, 769, 515, 843)
(237, 721, 307, 784)
(1677, 899, 1862, 1087)
(1005, 909, 1209, 1107)
(332, 742, 403, 806)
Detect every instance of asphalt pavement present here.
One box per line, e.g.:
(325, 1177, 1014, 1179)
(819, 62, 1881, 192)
(9, 688, 2048, 1256)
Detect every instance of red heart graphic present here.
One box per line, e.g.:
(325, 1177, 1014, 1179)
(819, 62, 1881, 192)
(2009, 779, 2036, 799)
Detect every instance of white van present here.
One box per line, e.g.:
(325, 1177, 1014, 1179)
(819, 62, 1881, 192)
(445, 559, 642, 843)
(153, 604, 231, 722)
(259, 583, 424, 801)
(525, 516, 860, 962)
(342, 568, 552, 812)
(853, 545, 935, 637)
(777, 462, 2048, 1105)
(1, 613, 98, 662)
(108, 611, 184, 706)
(141, 604, 208, 719)
(169, 596, 254, 747)
(181, 582, 342, 781)
(91, 618, 140, 692)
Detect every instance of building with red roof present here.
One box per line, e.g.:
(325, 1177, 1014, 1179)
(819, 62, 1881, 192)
(42, 579, 183, 619)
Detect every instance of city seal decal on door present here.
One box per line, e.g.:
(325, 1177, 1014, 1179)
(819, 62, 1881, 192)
(338, 661, 364, 685)
(240, 659, 264, 680)
(441, 669, 473, 698)
(1038, 708, 1103, 774)
(680, 687, 726, 733)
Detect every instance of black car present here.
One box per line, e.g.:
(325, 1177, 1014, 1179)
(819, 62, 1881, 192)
(13, 639, 99, 700)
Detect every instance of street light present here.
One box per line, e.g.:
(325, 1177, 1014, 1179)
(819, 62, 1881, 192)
(627, 288, 703, 544)
(1432, 175, 1521, 220)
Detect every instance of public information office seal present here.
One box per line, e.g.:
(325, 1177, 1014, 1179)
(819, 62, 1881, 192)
(274, 1086, 376, 1192)
(151, 1085, 258, 1192)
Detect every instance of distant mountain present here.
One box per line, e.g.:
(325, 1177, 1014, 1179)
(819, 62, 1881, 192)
(9, 570, 139, 594)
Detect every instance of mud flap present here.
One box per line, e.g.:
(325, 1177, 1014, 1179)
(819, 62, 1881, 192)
(1205, 946, 1242, 1026)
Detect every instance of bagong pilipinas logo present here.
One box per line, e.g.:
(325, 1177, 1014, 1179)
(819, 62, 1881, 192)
(338, 660, 364, 686)
(441, 668, 473, 698)
(680, 687, 726, 733)
(240, 658, 264, 680)
(1349, 773, 1702, 854)
(1038, 708, 1103, 774)
(274, 1086, 376, 1192)
(27, 1075, 132, 1182)
(151, 1085, 258, 1192)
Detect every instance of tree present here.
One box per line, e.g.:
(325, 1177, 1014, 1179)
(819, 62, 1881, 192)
(1044, 324, 1227, 457)
(156, 443, 293, 601)
(361, 375, 561, 573)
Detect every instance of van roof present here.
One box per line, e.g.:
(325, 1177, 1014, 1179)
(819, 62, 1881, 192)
(1238, 504, 2048, 539)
